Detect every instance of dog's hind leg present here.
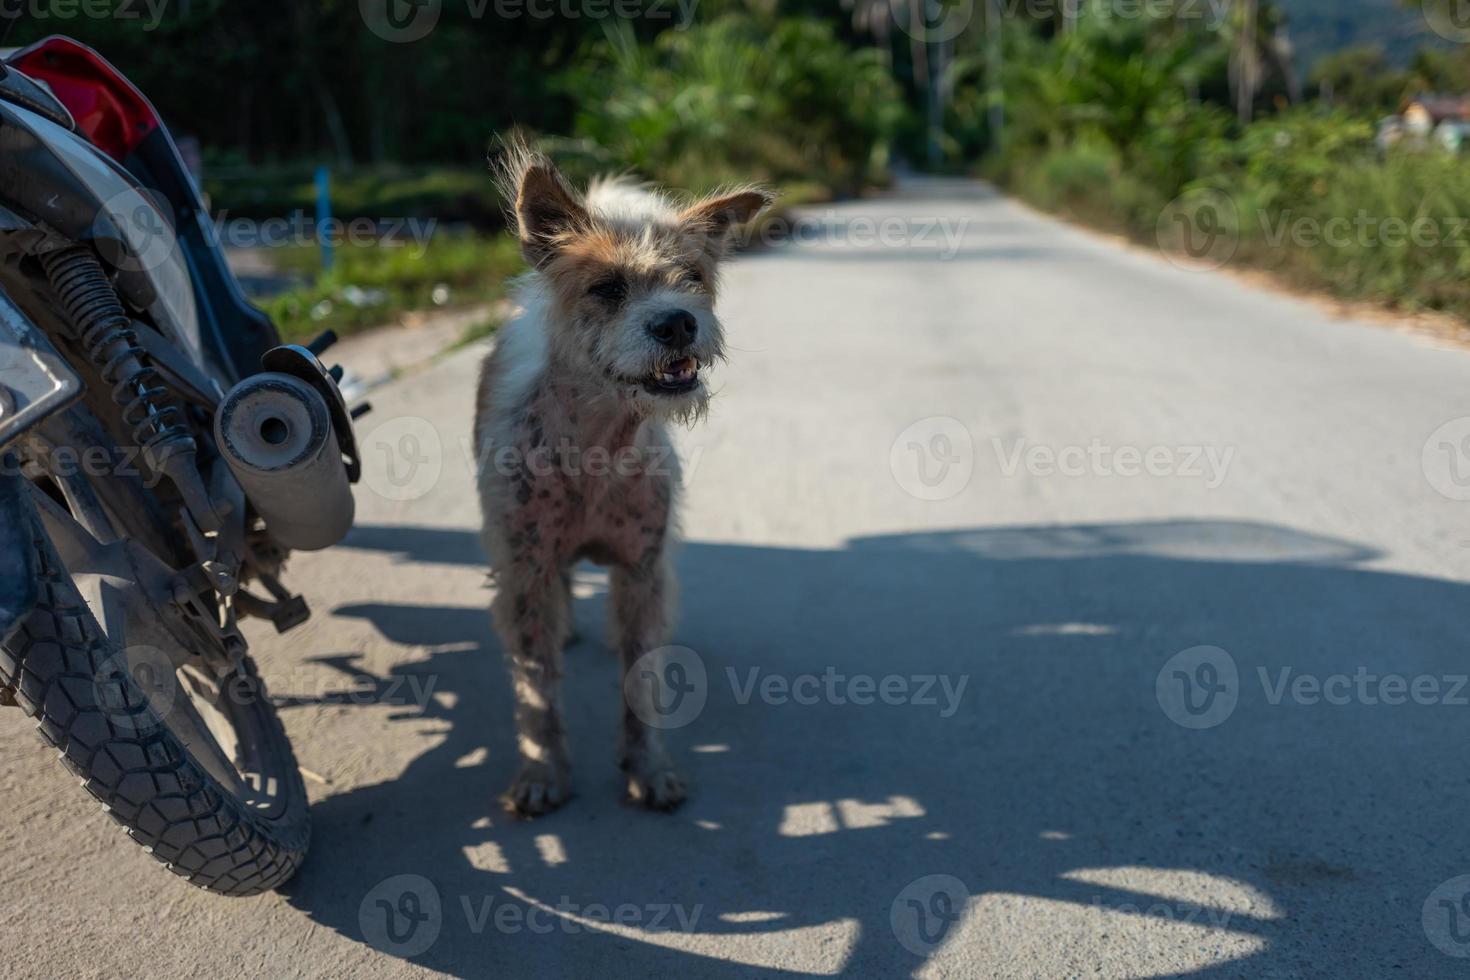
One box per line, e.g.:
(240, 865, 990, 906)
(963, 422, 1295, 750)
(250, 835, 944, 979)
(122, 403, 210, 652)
(493, 565, 574, 816)
(611, 551, 687, 810)
(561, 568, 583, 649)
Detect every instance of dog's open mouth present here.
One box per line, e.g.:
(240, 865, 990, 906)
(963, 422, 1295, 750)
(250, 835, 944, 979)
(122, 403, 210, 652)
(644, 357, 700, 395)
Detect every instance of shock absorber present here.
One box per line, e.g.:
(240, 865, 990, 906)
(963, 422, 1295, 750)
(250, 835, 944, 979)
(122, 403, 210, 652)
(40, 246, 221, 532)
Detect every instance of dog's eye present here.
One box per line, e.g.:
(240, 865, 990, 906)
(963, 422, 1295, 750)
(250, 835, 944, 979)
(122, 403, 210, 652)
(589, 277, 628, 304)
(682, 267, 705, 287)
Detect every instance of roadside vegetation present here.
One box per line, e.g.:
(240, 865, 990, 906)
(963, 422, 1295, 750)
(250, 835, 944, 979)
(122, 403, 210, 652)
(196, 12, 908, 345)
(260, 234, 523, 344)
(988, 4, 1470, 321)
(24, 0, 1465, 332)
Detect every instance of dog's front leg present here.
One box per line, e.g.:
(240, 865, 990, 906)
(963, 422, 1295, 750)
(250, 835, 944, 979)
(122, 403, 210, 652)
(493, 566, 574, 816)
(612, 554, 687, 810)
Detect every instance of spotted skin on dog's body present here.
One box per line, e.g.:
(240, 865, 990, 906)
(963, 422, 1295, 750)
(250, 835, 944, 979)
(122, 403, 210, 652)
(475, 141, 771, 816)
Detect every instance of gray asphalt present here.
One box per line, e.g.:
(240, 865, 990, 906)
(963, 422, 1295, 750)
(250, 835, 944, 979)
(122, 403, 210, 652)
(5, 178, 1470, 977)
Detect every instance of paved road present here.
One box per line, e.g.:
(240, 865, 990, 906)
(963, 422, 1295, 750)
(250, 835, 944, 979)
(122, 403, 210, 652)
(6, 178, 1470, 977)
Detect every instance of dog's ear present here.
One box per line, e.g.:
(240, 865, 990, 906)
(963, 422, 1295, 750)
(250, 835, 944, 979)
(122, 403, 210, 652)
(505, 150, 588, 268)
(679, 188, 776, 252)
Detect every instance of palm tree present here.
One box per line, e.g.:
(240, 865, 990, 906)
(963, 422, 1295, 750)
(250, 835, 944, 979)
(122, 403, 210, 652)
(1226, 0, 1300, 123)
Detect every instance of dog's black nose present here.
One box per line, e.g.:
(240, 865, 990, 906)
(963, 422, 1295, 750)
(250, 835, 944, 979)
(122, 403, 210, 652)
(648, 310, 698, 349)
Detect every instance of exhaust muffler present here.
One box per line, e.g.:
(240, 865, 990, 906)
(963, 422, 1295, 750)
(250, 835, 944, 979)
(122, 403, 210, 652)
(214, 372, 354, 552)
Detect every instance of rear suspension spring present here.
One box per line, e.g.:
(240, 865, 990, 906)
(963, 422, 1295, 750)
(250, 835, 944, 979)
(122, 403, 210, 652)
(39, 246, 197, 469)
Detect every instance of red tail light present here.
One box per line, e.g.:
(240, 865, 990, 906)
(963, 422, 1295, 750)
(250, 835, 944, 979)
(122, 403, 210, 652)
(10, 36, 160, 161)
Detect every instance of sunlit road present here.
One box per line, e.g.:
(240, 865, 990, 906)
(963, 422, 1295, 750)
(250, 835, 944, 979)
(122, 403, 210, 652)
(6, 178, 1470, 977)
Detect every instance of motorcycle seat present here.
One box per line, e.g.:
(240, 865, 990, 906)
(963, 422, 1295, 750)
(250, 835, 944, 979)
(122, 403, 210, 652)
(0, 63, 75, 133)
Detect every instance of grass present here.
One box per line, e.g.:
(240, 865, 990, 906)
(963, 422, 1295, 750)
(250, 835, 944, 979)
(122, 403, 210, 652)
(997, 133, 1470, 327)
(207, 166, 505, 229)
(252, 173, 832, 346)
(260, 232, 523, 344)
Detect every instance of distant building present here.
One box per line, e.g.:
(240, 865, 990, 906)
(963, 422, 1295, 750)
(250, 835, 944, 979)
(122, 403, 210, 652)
(1379, 95, 1470, 154)
(1403, 94, 1470, 139)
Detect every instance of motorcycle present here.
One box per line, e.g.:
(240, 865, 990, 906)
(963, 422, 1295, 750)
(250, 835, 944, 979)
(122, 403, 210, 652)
(0, 35, 363, 895)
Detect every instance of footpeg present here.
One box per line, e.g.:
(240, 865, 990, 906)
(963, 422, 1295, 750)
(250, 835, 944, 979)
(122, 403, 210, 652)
(269, 594, 311, 633)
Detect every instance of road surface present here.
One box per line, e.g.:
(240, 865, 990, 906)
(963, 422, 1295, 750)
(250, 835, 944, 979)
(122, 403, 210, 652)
(5, 178, 1470, 977)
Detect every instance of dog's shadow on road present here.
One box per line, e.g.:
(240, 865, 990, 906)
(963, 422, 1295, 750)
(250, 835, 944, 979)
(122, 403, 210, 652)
(278, 520, 1470, 978)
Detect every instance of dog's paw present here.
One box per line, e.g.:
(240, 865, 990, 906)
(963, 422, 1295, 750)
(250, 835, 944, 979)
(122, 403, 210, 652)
(503, 763, 572, 817)
(624, 764, 687, 811)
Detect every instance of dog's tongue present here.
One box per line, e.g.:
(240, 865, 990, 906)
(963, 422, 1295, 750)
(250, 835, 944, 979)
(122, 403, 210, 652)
(658, 358, 697, 383)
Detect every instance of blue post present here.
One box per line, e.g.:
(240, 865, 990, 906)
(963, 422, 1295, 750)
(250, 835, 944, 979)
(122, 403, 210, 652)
(315, 166, 335, 275)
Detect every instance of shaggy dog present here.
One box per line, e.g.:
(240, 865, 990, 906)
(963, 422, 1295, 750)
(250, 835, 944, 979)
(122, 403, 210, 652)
(475, 145, 771, 816)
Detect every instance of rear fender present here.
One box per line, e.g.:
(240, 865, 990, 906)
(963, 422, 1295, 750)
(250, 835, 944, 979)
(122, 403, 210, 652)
(0, 465, 37, 639)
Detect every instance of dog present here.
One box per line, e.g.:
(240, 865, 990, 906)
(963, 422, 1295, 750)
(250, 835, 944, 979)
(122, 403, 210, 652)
(475, 144, 771, 816)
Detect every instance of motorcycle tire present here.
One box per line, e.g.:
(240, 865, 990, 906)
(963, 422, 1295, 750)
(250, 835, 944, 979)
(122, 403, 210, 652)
(0, 515, 310, 896)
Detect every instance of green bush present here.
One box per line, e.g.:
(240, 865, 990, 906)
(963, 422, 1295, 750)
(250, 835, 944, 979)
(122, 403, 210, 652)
(1284, 150, 1470, 313)
(207, 167, 504, 228)
(558, 16, 907, 195)
(260, 233, 523, 343)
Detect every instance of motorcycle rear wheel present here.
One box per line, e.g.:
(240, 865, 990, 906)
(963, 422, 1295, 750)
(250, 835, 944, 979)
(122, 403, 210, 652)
(0, 513, 310, 896)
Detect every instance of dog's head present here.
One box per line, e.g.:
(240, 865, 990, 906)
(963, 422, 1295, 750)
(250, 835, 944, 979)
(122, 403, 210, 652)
(499, 145, 772, 423)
